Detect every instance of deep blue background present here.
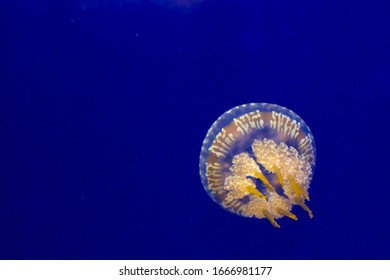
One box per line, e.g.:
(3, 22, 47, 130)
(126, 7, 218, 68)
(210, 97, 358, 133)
(1, 0, 389, 259)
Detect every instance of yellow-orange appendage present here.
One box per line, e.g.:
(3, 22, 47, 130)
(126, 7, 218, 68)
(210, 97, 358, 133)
(286, 175, 313, 218)
(273, 167, 313, 219)
(263, 210, 281, 228)
(287, 175, 309, 201)
(296, 197, 313, 219)
(276, 208, 298, 221)
(246, 186, 266, 200)
(254, 171, 275, 192)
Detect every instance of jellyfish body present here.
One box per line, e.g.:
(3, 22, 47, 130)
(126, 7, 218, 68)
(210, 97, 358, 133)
(199, 103, 316, 228)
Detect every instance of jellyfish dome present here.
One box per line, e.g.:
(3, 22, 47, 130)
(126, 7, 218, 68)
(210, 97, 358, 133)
(199, 103, 316, 228)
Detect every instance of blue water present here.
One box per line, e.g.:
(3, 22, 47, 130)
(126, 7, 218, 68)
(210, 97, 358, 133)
(1, 0, 389, 259)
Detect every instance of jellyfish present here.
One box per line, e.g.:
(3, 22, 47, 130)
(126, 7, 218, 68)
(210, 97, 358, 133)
(199, 103, 316, 228)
